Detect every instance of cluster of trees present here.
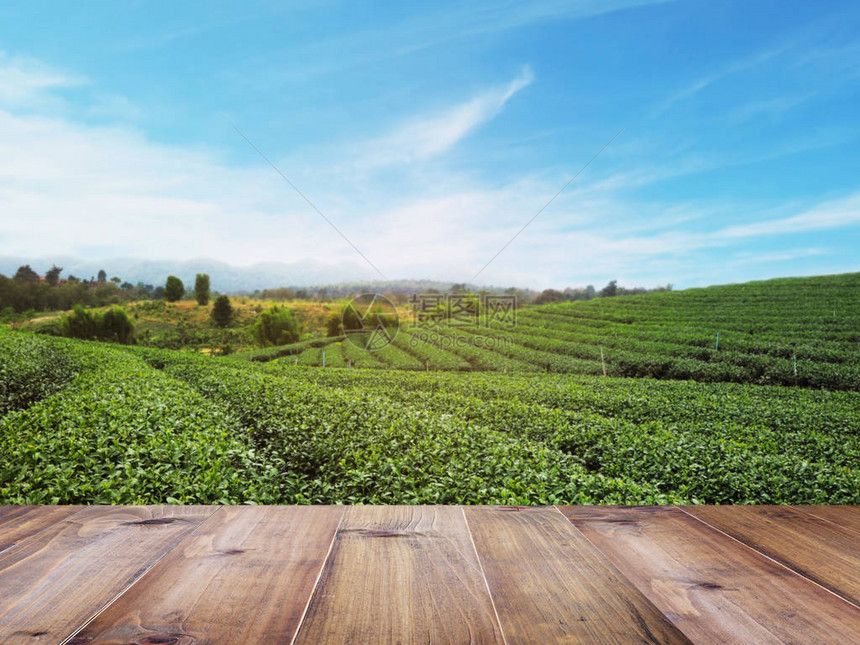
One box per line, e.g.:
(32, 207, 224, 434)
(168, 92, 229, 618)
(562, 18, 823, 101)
(59, 305, 135, 344)
(533, 281, 673, 305)
(0, 265, 219, 316)
(152, 273, 213, 305)
(0, 265, 152, 315)
(253, 305, 300, 346)
(325, 301, 399, 337)
(256, 280, 673, 307)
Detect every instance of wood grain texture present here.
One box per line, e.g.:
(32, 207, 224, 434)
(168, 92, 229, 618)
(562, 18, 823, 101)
(0, 506, 83, 554)
(561, 505, 860, 645)
(468, 506, 692, 644)
(683, 505, 860, 605)
(0, 505, 216, 645)
(293, 506, 505, 645)
(73, 505, 344, 645)
(795, 505, 860, 535)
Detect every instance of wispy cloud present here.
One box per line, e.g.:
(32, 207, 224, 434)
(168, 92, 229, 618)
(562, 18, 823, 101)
(0, 53, 87, 107)
(229, 0, 675, 84)
(1, 49, 856, 290)
(721, 193, 860, 238)
(725, 92, 815, 124)
(733, 248, 827, 264)
(655, 44, 793, 114)
(354, 68, 533, 167)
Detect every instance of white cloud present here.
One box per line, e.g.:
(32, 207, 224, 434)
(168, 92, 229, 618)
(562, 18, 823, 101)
(720, 193, 860, 238)
(356, 68, 533, 167)
(0, 54, 857, 290)
(655, 43, 793, 114)
(0, 53, 87, 108)
(733, 248, 827, 264)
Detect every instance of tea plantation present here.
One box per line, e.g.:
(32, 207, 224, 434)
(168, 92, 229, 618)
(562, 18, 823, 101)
(242, 273, 860, 391)
(1, 273, 858, 505)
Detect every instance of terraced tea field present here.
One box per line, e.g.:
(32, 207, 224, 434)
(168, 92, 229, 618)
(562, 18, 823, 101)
(2, 273, 858, 506)
(240, 273, 860, 390)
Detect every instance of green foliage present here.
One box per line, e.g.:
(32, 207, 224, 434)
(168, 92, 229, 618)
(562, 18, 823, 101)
(254, 305, 301, 347)
(211, 295, 234, 328)
(1, 331, 858, 505)
(325, 312, 342, 337)
(13, 265, 40, 283)
(164, 275, 184, 302)
(0, 341, 282, 504)
(600, 280, 618, 297)
(195, 273, 210, 306)
(59, 305, 135, 344)
(45, 265, 62, 286)
(100, 307, 135, 344)
(60, 304, 98, 340)
(2, 272, 860, 506)
(0, 329, 80, 416)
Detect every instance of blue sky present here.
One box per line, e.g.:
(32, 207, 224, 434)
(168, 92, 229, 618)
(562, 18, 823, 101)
(0, 0, 858, 289)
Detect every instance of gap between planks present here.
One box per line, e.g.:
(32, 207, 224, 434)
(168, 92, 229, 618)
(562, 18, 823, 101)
(461, 506, 510, 645)
(675, 506, 860, 611)
(60, 506, 226, 645)
(288, 507, 346, 645)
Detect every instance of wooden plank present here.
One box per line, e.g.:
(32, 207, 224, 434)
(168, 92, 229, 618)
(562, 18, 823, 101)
(561, 505, 860, 645)
(795, 505, 860, 535)
(0, 506, 83, 554)
(684, 505, 860, 605)
(0, 505, 216, 645)
(293, 506, 505, 644)
(72, 506, 344, 644)
(468, 506, 691, 644)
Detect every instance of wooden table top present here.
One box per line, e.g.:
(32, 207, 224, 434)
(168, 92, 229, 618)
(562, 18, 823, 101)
(0, 505, 858, 644)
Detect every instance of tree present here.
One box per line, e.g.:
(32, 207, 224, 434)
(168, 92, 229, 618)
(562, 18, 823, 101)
(254, 305, 300, 346)
(211, 295, 234, 327)
(60, 305, 134, 344)
(164, 275, 184, 302)
(99, 307, 134, 344)
(97, 269, 107, 283)
(600, 280, 618, 298)
(61, 305, 97, 339)
(535, 289, 566, 305)
(14, 265, 40, 283)
(45, 265, 63, 286)
(325, 312, 342, 337)
(195, 273, 211, 306)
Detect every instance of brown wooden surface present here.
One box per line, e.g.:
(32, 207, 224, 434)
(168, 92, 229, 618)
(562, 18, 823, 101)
(0, 506, 83, 554)
(73, 505, 344, 644)
(561, 505, 860, 645)
(0, 506, 216, 645)
(466, 506, 692, 644)
(293, 505, 505, 645)
(683, 505, 860, 606)
(796, 505, 860, 535)
(0, 505, 859, 644)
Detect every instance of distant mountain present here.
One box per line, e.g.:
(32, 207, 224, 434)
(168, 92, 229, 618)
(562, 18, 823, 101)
(0, 256, 379, 293)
